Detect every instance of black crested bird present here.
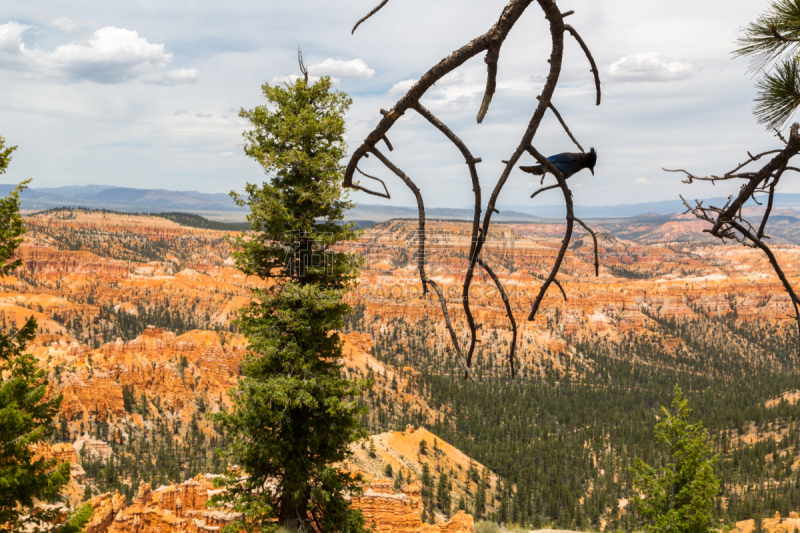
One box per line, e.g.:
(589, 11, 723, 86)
(519, 147, 597, 178)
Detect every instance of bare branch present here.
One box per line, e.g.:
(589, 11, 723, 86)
(352, 0, 391, 34)
(477, 257, 518, 378)
(477, 46, 500, 124)
(531, 183, 560, 199)
(553, 278, 567, 301)
(412, 102, 483, 370)
(369, 146, 475, 379)
(541, 98, 584, 152)
(298, 48, 308, 83)
(344, 0, 603, 376)
(565, 24, 601, 105)
(574, 217, 599, 276)
(355, 167, 391, 198)
(526, 144, 575, 321)
(676, 122, 800, 353)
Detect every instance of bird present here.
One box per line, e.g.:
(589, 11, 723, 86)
(519, 147, 597, 178)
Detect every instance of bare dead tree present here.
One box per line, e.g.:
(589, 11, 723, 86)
(346, 0, 601, 378)
(665, 123, 800, 352)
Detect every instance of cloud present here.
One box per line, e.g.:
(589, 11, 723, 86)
(388, 78, 417, 96)
(607, 52, 694, 82)
(387, 71, 464, 98)
(143, 67, 199, 86)
(195, 113, 212, 118)
(635, 178, 652, 184)
(0, 22, 197, 85)
(173, 109, 188, 115)
(49, 16, 94, 32)
(219, 151, 234, 158)
(435, 71, 462, 87)
(307, 58, 374, 80)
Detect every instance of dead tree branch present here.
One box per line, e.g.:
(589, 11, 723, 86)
(545, 100, 584, 152)
(345, 0, 601, 376)
(564, 24, 601, 106)
(574, 217, 599, 276)
(352, 0, 391, 34)
(673, 122, 800, 353)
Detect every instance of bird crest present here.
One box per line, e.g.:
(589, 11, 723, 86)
(586, 147, 597, 175)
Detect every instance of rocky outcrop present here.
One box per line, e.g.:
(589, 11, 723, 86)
(350, 480, 473, 533)
(83, 475, 241, 533)
(734, 514, 800, 533)
(39, 327, 245, 422)
(80, 476, 472, 533)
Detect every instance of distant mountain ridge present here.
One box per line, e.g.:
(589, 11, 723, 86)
(0, 184, 243, 215)
(6, 184, 800, 222)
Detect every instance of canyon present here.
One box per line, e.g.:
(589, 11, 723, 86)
(9, 208, 800, 530)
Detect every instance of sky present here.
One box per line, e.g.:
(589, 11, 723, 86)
(0, 0, 788, 209)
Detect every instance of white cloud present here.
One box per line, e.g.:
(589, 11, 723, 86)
(173, 109, 188, 115)
(49, 16, 94, 32)
(607, 52, 694, 82)
(307, 58, 374, 80)
(635, 178, 652, 184)
(195, 113, 212, 118)
(0, 22, 197, 85)
(144, 67, 199, 86)
(436, 71, 462, 87)
(219, 151, 234, 158)
(388, 78, 417, 96)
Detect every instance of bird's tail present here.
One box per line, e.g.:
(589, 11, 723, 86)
(519, 165, 545, 175)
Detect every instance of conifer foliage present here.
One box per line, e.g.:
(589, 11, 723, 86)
(631, 385, 722, 533)
(211, 56, 371, 533)
(0, 138, 71, 530)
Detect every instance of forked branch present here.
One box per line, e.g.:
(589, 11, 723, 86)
(346, 0, 602, 376)
(674, 122, 800, 353)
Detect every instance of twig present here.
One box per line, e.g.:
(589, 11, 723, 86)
(344, 0, 602, 375)
(369, 146, 474, 380)
(352, 0, 391, 34)
(526, 144, 575, 321)
(477, 46, 501, 124)
(552, 278, 567, 301)
(531, 183, 560, 199)
(545, 100, 584, 152)
(355, 167, 391, 198)
(574, 217, 599, 276)
(477, 257, 518, 379)
(771, 24, 800, 43)
(565, 24, 601, 106)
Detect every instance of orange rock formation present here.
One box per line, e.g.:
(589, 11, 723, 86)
(81, 475, 472, 533)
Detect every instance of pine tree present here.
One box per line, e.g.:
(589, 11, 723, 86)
(420, 463, 435, 524)
(735, 0, 800, 128)
(437, 471, 452, 518)
(0, 145, 71, 530)
(474, 468, 487, 520)
(210, 54, 370, 533)
(631, 385, 723, 533)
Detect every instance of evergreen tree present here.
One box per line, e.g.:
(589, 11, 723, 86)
(631, 385, 723, 533)
(420, 463, 435, 524)
(437, 471, 452, 518)
(210, 55, 370, 533)
(0, 145, 71, 530)
(474, 469, 487, 520)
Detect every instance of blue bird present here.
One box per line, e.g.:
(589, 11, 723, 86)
(519, 147, 597, 178)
